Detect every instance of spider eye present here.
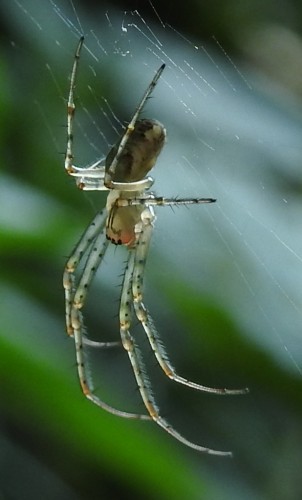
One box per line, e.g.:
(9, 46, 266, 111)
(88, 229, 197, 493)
(105, 119, 166, 183)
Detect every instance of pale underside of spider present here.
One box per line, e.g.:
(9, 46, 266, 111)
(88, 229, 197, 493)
(63, 36, 248, 456)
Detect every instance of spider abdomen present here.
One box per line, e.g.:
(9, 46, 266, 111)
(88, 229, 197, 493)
(105, 119, 166, 183)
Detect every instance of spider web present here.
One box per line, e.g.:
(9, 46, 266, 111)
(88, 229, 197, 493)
(4, 1, 302, 385)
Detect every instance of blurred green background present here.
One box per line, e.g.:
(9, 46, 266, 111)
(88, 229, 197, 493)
(1, 0, 302, 499)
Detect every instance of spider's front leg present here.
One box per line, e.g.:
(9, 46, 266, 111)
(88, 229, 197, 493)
(66, 160, 108, 191)
(64, 35, 108, 191)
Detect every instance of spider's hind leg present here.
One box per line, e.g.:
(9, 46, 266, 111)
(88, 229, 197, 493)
(131, 213, 248, 395)
(64, 210, 150, 420)
(119, 233, 232, 455)
(63, 210, 107, 336)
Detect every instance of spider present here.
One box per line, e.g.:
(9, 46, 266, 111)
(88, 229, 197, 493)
(63, 36, 247, 456)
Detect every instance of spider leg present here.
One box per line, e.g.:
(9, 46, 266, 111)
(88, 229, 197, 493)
(65, 36, 84, 176)
(67, 220, 120, 350)
(68, 162, 106, 178)
(76, 176, 155, 192)
(68, 162, 108, 191)
(70, 167, 154, 192)
(72, 229, 109, 308)
(70, 302, 150, 420)
(64, 210, 107, 336)
(104, 64, 165, 188)
(120, 249, 232, 455)
(109, 178, 154, 191)
(116, 196, 217, 207)
(131, 212, 248, 395)
(65, 211, 150, 420)
(64, 211, 119, 350)
(69, 159, 105, 180)
(147, 196, 217, 206)
(64, 36, 110, 191)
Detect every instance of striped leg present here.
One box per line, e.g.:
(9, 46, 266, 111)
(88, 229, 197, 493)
(119, 229, 232, 455)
